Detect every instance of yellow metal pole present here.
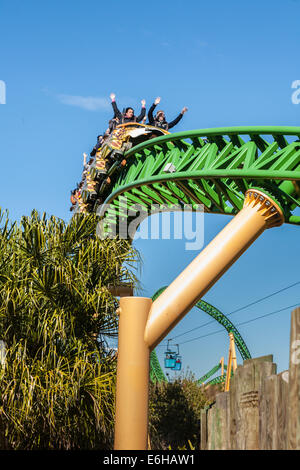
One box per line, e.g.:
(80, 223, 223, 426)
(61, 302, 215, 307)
(114, 189, 284, 450)
(225, 344, 232, 392)
(230, 332, 238, 372)
(114, 297, 152, 450)
(148, 434, 151, 450)
(224, 333, 238, 392)
(144, 190, 284, 349)
(220, 356, 224, 377)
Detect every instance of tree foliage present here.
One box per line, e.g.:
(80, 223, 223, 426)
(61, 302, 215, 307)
(0, 210, 138, 449)
(149, 369, 211, 449)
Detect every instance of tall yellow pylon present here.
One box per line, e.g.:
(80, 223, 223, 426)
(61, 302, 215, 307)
(224, 333, 238, 392)
(114, 189, 284, 450)
(220, 356, 224, 377)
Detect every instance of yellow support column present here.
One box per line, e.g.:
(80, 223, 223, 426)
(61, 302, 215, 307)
(230, 332, 238, 372)
(114, 189, 284, 450)
(144, 190, 284, 350)
(220, 356, 224, 377)
(114, 297, 152, 450)
(225, 333, 238, 392)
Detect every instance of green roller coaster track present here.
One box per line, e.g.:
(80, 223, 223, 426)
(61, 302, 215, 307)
(197, 362, 227, 384)
(149, 286, 251, 384)
(97, 126, 300, 232)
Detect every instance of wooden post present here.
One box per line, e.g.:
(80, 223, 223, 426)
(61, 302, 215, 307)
(207, 406, 216, 450)
(236, 356, 276, 450)
(260, 374, 278, 449)
(214, 392, 230, 449)
(277, 371, 289, 450)
(206, 356, 278, 450)
(288, 307, 300, 450)
(200, 408, 208, 450)
(236, 361, 257, 449)
(229, 367, 239, 450)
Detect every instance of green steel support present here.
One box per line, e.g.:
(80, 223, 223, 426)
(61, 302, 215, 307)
(93, 127, 300, 235)
(197, 363, 227, 384)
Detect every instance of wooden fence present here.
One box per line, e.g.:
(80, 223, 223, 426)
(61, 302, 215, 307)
(200, 307, 300, 450)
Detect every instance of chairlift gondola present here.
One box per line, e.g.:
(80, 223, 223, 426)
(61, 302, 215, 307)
(164, 339, 177, 369)
(171, 358, 182, 371)
(171, 344, 182, 371)
(164, 341, 182, 371)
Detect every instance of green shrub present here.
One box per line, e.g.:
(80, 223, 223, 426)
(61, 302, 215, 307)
(149, 369, 211, 449)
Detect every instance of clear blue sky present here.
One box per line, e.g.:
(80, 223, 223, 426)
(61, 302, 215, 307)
(0, 0, 300, 378)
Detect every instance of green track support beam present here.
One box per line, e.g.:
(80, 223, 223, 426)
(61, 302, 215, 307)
(91, 127, 300, 234)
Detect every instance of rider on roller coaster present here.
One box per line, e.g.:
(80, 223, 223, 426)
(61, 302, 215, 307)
(109, 92, 146, 125)
(148, 96, 188, 130)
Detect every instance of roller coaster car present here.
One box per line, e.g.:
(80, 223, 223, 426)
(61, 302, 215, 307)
(93, 122, 169, 173)
(117, 122, 170, 146)
(80, 123, 170, 210)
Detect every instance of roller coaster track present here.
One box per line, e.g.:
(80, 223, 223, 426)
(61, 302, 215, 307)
(97, 127, 300, 233)
(197, 362, 227, 384)
(150, 349, 168, 383)
(149, 286, 251, 384)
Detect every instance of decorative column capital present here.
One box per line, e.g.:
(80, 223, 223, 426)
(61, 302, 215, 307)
(244, 189, 285, 228)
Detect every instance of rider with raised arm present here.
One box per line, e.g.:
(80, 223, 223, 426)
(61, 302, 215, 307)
(110, 93, 146, 124)
(148, 96, 188, 131)
(90, 134, 104, 157)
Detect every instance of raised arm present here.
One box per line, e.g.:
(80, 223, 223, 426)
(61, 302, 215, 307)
(110, 93, 122, 120)
(136, 99, 146, 122)
(168, 106, 188, 130)
(147, 97, 160, 124)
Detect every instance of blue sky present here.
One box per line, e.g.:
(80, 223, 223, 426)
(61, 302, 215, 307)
(0, 0, 300, 378)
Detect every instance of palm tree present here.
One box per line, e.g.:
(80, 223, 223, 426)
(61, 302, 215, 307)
(0, 209, 139, 449)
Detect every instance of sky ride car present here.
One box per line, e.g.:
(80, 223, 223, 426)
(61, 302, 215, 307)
(164, 341, 182, 371)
